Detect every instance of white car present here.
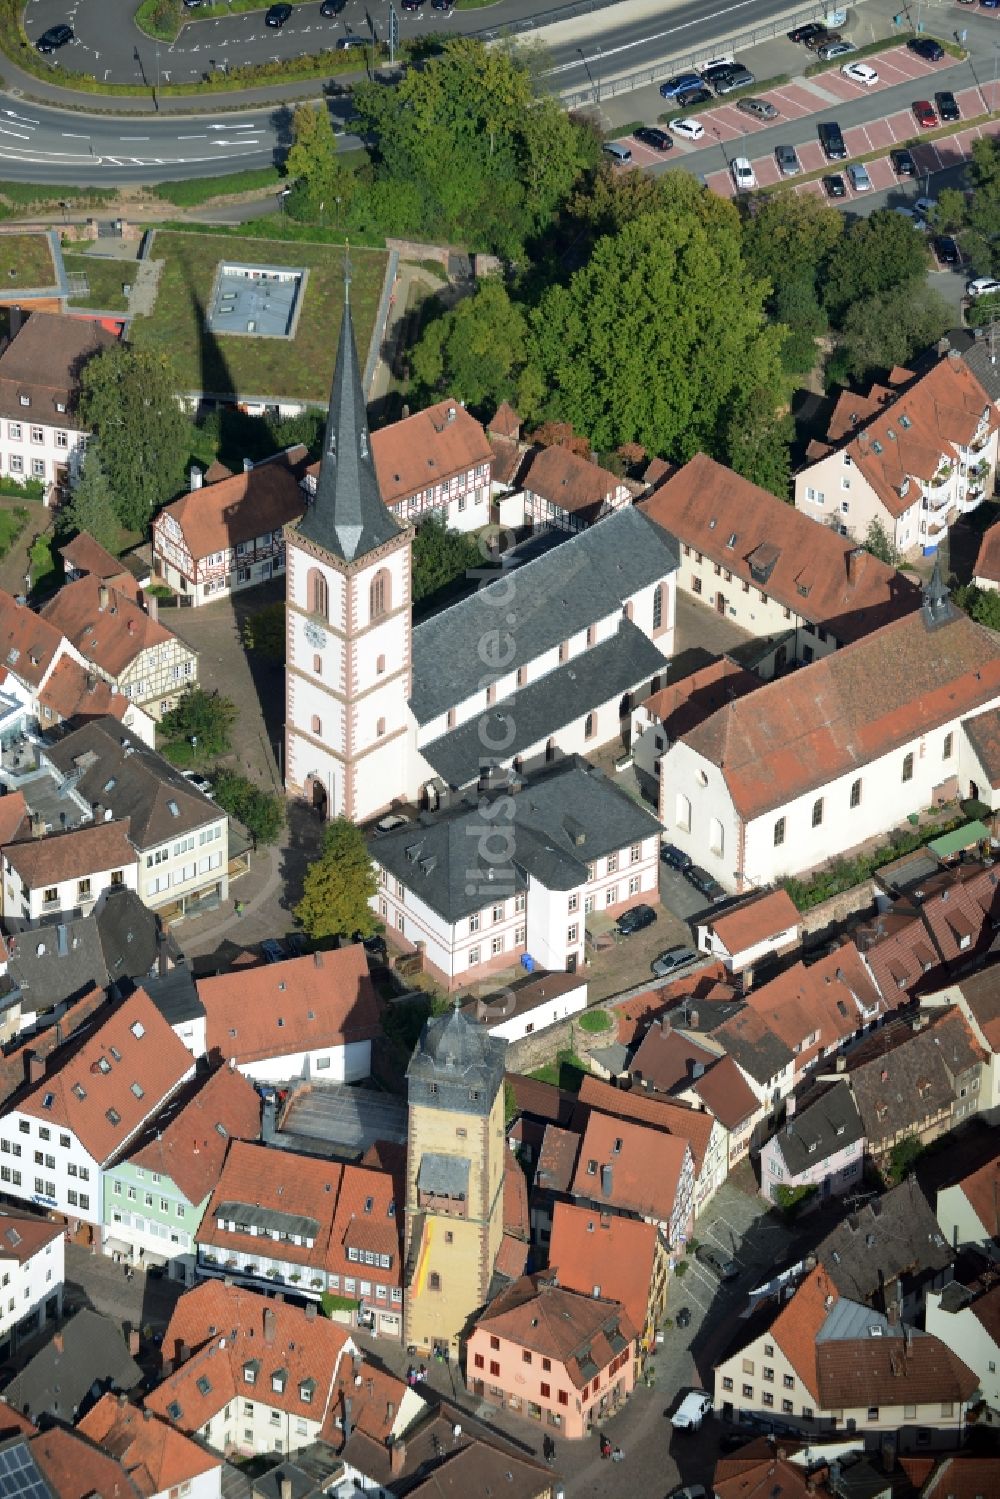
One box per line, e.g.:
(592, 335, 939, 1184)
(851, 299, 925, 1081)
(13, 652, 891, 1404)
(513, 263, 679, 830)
(842, 61, 878, 85)
(968, 277, 1000, 297)
(731, 156, 757, 191)
(669, 117, 705, 141)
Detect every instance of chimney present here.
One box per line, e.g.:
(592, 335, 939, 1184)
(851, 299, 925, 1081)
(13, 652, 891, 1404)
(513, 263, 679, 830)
(189, 465, 203, 491)
(280, 1482, 293, 1499)
(145, 593, 158, 625)
(128, 1328, 140, 1356)
(305, 1301, 317, 1321)
(847, 546, 863, 584)
(243, 457, 254, 473)
(98, 584, 109, 611)
(389, 1438, 406, 1475)
(30, 812, 45, 839)
(176, 1338, 189, 1365)
(117, 1393, 126, 1407)
(601, 1164, 613, 1198)
(263, 1307, 276, 1345)
(836, 1054, 847, 1073)
(53, 1333, 63, 1355)
(142, 1406, 152, 1421)
(343, 1394, 353, 1445)
(26, 1052, 44, 1085)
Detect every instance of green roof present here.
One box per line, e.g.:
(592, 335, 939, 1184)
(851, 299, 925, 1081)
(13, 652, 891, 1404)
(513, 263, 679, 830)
(928, 821, 991, 858)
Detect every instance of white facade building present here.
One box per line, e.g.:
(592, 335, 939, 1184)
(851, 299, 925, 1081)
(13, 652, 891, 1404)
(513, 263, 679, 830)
(1, 820, 138, 925)
(0, 1214, 63, 1359)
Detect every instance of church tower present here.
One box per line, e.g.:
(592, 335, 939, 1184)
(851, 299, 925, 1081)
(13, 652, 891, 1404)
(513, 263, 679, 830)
(284, 279, 413, 822)
(403, 1004, 507, 1356)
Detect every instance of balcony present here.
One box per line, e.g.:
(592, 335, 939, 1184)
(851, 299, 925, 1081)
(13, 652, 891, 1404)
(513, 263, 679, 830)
(930, 464, 953, 489)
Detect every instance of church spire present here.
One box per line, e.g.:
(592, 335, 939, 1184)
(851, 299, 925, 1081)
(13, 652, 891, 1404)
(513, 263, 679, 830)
(297, 269, 402, 564)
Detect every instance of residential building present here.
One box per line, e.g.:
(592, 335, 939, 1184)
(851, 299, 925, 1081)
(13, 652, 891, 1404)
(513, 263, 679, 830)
(197, 945, 381, 1082)
(1, 819, 138, 925)
(367, 398, 493, 533)
(517, 444, 632, 532)
(760, 1083, 865, 1207)
(643, 452, 921, 661)
(43, 717, 230, 919)
(465, 1273, 637, 1440)
(0, 1211, 63, 1361)
(926, 1272, 1000, 1416)
(0, 983, 108, 1115)
(371, 758, 662, 990)
(713, 1005, 796, 1109)
(57, 530, 134, 588)
(148, 1281, 357, 1460)
(547, 1199, 668, 1361)
(713, 1444, 892, 1499)
(815, 1178, 954, 1322)
(0, 312, 117, 503)
(685, 1054, 762, 1169)
(568, 1108, 694, 1247)
(462, 972, 588, 1044)
(41, 576, 197, 722)
(794, 352, 1000, 556)
(936, 1154, 1000, 1249)
(36, 653, 153, 745)
(1, 1306, 140, 1423)
(0, 988, 195, 1245)
(659, 575, 1000, 892)
(402, 1003, 507, 1356)
(920, 963, 1000, 1121)
(695, 888, 801, 987)
(153, 447, 310, 605)
(713, 1264, 977, 1435)
(78, 1393, 223, 1499)
(27, 1424, 180, 1499)
(102, 1062, 261, 1281)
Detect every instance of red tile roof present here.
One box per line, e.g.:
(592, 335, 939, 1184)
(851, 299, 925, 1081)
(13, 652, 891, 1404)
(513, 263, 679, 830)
(489, 403, 521, 440)
(682, 606, 1000, 821)
(0, 312, 116, 429)
(503, 1151, 529, 1241)
(691, 1055, 760, 1132)
(15, 989, 194, 1164)
(628, 1022, 720, 1094)
(816, 1332, 977, 1409)
(127, 1063, 260, 1206)
(37, 655, 130, 728)
(951, 1154, 1000, 1239)
(714, 1449, 817, 1499)
(59, 532, 128, 582)
(548, 1200, 658, 1335)
(321, 1355, 415, 1449)
(575, 1073, 714, 1174)
(611, 967, 731, 1046)
(974, 520, 1000, 585)
(474, 1273, 637, 1387)
(0, 790, 27, 848)
(825, 381, 900, 443)
(534, 1124, 580, 1195)
(155, 446, 308, 562)
(494, 1235, 530, 1281)
(29, 1426, 140, 1499)
(0, 984, 107, 1111)
(963, 707, 1000, 788)
(641, 453, 920, 640)
(707, 889, 800, 960)
(570, 1109, 690, 1222)
(78, 1394, 219, 1494)
(770, 1264, 838, 1402)
(638, 658, 762, 743)
(522, 444, 626, 523)
(0, 592, 67, 689)
(746, 944, 887, 1073)
(41, 578, 185, 682)
(0, 1210, 62, 1264)
(198, 946, 381, 1066)
(3, 818, 135, 889)
(956, 964, 1000, 1051)
(371, 399, 492, 508)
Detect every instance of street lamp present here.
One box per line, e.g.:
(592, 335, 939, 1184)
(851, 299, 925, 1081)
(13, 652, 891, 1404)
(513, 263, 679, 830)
(712, 126, 730, 171)
(577, 46, 601, 107)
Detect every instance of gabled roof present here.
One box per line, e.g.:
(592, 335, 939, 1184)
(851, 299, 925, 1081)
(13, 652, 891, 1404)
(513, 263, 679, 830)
(641, 452, 920, 640)
(945, 1153, 1000, 1240)
(410, 506, 678, 724)
(714, 1006, 794, 1086)
(974, 518, 1000, 585)
(58, 532, 127, 582)
(956, 963, 1000, 1051)
(570, 1109, 689, 1221)
(14, 988, 194, 1164)
(37, 654, 129, 728)
(0, 790, 27, 848)
(847, 1011, 982, 1141)
(816, 1330, 977, 1409)
(963, 706, 1000, 788)
(2, 1308, 141, 1423)
(535, 1123, 581, 1194)
(681, 605, 1000, 821)
(198, 946, 380, 1066)
(198, 1139, 341, 1274)
(158, 446, 308, 562)
(573, 1073, 715, 1174)
(706, 889, 800, 960)
(29, 1426, 143, 1499)
(548, 1200, 658, 1335)
(690, 1055, 760, 1131)
(0, 1210, 62, 1265)
(475, 1273, 637, 1386)
(639, 657, 762, 743)
(126, 1063, 260, 1206)
(817, 1177, 951, 1305)
(628, 1020, 719, 1095)
(78, 1394, 219, 1494)
(0, 984, 107, 1112)
(522, 444, 625, 522)
(772, 1084, 863, 1180)
(746, 944, 887, 1068)
(372, 397, 492, 508)
(41, 577, 184, 681)
(3, 817, 135, 888)
(488, 402, 521, 440)
(769, 1264, 839, 1402)
(0, 591, 66, 690)
(0, 312, 116, 429)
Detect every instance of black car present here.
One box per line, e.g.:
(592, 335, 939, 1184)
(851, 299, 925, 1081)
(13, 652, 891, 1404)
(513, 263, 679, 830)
(260, 938, 286, 963)
(936, 234, 960, 264)
(675, 1305, 692, 1329)
(818, 121, 846, 160)
(265, 3, 293, 24)
(320, 0, 346, 13)
(788, 21, 825, 42)
(36, 23, 73, 52)
(823, 174, 847, 198)
(676, 86, 713, 108)
(695, 1244, 739, 1280)
(685, 865, 727, 903)
(616, 903, 657, 936)
(431, 0, 454, 9)
(402, 0, 425, 9)
(908, 36, 944, 61)
(891, 148, 917, 177)
(634, 125, 673, 151)
(936, 89, 960, 121)
(660, 842, 692, 871)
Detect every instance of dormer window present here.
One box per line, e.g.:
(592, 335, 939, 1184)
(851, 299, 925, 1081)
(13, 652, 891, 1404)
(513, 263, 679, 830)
(726, 533, 737, 548)
(272, 1368, 287, 1394)
(55, 402, 66, 413)
(19, 396, 29, 408)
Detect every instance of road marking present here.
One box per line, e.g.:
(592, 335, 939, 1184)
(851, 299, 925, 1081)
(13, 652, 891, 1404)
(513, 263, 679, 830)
(543, 0, 770, 75)
(0, 126, 29, 140)
(177, 134, 207, 140)
(119, 136, 150, 141)
(61, 131, 89, 138)
(3, 111, 39, 125)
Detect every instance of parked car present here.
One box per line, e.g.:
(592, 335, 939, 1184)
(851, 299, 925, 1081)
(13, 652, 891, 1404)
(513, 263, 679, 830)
(736, 97, 779, 120)
(915, 196, 937, 219)
(667, 1488, 707, 1499)
(651, 945, 698, 977)
(669, 117, 706, 141)
(260, 939, 286, 964)
(676, 86, 713, 108)
(775, 144, 801, 176)
(675, 1305, 692, 1328)
(842, 61, 878, 85)
(660, 842, 693, 871)
(847, 162, 872, 192)
(731, 156, 757, 191)
(714, 67, 754, 95)
(602, 142, 632, 164)
(908, 36, 944, 61)
(660, 72, 703, 99)
(685, 865, 727, 903)
(695, 1244, 739, 1280)
(936, 90, 960, 121)
(700, 62, 735, 85)
(320, 0, 346, 12)
(402, 0, 425, 10)
(431, 0, 454, 9)
(336, 34, 367, 46)
(634, 125, 673, 151)
(817, 40, 855, 60)
(265, 3, 293, 23)
(935, 234, 960, 264)
(891, 148, 917, 176)
(671, 1391, 713, 1431)
(803, 26, 837, 50)
(913, 99, 938, 128)
(893, 206, 928, 231)
(616, 903, 657, 936)
(969, 277, 1000, 297)
(818, 121, 847, 160)
(285, 932, 307, 956)
(823, 173, 847, 198)
(375, 813, 410, 834)
(36, 23, 73, 51)
(789, 22, 826, 42)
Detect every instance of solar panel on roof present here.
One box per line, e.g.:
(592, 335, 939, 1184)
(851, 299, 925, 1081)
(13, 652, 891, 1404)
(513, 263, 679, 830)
(0, 1438, 53, 1499)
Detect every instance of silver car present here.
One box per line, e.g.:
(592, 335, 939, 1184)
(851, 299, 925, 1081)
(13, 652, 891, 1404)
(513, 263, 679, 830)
(775, 144, 801, 176)
(736, 96, 779, 120)
(847, 162, 872, 192)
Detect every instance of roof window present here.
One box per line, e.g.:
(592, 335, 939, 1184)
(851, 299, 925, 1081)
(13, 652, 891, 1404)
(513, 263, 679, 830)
(42, 1093, 54, 1110)
(106, 1108, 121, 1126)
(167, 800, 180, 818)
(131, 1021, 145, 1039)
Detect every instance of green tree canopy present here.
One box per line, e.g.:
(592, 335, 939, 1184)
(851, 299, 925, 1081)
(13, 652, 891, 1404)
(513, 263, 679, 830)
(863, 517, 901, 566)
(412, 516, 485, 604)
(79, 345, 190, 531)
(955, 583, 1000, 632)
(159, 686, 237, 759)
(741, 192, 844, 292)
(836, 282, 951, 382)
(410, 280, 533, 415)
(57, 441, 120, 555)
(285, 102, 356, 222)
(527, 201, 784, 460)
(211, 770, 285, 848)
(772, 275, 828, 376)
(295, 817, 378, 940)
(722, 389, 793, 499)
(823, 210, 930, 324)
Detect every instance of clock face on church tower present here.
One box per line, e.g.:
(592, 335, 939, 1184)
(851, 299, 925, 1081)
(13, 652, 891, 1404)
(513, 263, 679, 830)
(304, 618, 326, 650)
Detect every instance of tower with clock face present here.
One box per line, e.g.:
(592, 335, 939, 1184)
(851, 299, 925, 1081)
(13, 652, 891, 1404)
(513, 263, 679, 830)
(283, 287, 414, 823)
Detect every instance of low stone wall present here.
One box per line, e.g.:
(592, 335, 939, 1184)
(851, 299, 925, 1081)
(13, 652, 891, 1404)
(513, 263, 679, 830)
(386, 238, 450, 267)
(799, 877, 876, 945)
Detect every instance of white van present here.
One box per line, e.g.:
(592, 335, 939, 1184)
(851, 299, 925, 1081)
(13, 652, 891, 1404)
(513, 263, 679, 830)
(671, 1391, 712, 1430)
(603, 141, 632, 164)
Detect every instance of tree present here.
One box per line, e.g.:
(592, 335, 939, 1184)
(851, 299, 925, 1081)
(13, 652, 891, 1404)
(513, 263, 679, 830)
(837, 282, 951, 382)
(772, 275, 827, 376)
(955, 583, 1000, 632)
(863, 517, 901, 567)
(284, 103, 355, 222)
(527, 201, 784, 460)
(211, 770, 285, 848)
(412, 516, 485, 604)
(410, 281, 532, 416)
(159, 686, 237, 759)
(823, 210, 930, 324)
(79, 345, 190, 531)
(742, 192, 844, 292)
(930, 187, 967, 233)
(57, 441, 120, 554)
(722, 389, 792, 499)
(295, 817, 378, 940)
(241, 602, 286, 661)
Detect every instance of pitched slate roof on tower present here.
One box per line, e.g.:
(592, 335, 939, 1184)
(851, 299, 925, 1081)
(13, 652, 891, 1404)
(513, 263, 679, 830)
(296, 296, 403, 564)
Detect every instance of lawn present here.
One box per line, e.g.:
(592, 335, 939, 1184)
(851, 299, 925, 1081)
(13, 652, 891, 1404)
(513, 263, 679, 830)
(0, 234, 56, 292)
(63, 253, 132, 313)
(132, 230, 388, 403)
(0, 505, 28, 558)
(529, 1049, 589, 1092)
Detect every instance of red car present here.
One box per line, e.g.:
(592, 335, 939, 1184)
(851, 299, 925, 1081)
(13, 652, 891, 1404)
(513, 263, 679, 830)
(913, 99, 938, 128)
